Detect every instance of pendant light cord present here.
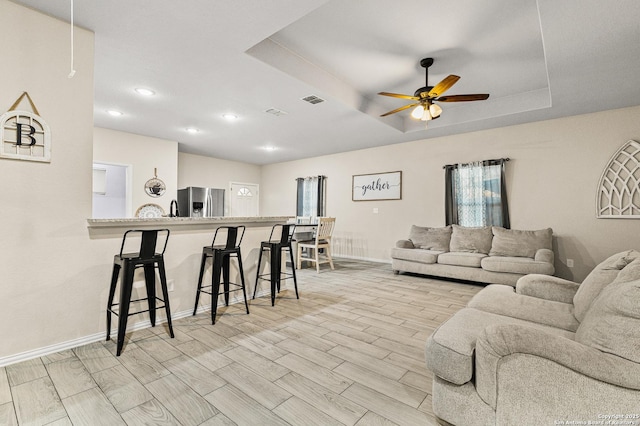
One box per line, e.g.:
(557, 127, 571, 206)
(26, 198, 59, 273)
(68, 0, 76, 78)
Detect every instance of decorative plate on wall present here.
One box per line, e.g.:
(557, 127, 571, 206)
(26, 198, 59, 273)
(144, 168, 166, 197)
(135, 203, 165, 218)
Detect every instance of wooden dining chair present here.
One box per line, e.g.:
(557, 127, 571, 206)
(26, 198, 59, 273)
(296, 217, 336, 272)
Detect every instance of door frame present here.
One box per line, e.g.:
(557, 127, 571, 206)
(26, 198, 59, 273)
(92, 161, 133, 218)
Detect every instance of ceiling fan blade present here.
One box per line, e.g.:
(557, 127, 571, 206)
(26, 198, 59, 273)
(427, 75, 460, 98)
(378, 92, 420, 101)
(437, 94, 490, 102)
(380, 102, 420, 117)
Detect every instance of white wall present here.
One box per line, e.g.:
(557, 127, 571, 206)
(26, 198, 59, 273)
(94, 128, 178, 217)
(261, 105, 640, 282)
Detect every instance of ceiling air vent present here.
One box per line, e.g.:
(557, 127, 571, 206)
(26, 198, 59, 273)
(301, 95, 325, 105)
(265, 108, 288, 117)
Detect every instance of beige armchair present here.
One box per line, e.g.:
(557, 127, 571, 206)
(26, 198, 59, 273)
(426, 250, 640, 425)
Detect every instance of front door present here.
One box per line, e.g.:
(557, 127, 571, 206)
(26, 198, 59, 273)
(229, 182, 259, 217)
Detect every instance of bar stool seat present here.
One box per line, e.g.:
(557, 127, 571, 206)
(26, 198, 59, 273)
(193, 226, 249, 324)
(106, 229, 174, 356)
(253, 224, 299, 306)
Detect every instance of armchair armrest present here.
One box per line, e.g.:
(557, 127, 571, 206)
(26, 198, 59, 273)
(516, 274, 580, 303)
(395, 239, 415, 249)
(475, 324, 640, 410)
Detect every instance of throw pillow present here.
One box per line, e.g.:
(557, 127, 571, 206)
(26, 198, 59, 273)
(573, 250, 640, 322)
(395, 240, 415, 249)
(575, 279, 640, 363)
(488, 227, 552, 258)
(449, 225, 493, 254)
(408, 225, 451, 252)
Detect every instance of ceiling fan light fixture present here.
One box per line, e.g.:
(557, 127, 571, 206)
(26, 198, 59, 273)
(421, 108, 432, 121)
(429, 103, 442, 118)
(411, 105, 425, 120)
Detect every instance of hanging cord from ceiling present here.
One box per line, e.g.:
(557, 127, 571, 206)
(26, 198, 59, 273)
(68, 0, 76, 78)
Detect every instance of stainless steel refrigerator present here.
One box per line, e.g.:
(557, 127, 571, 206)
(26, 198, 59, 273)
(177, 187, 225, 217)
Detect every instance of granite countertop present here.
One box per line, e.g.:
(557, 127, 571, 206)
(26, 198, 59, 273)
(87, 216, 293, 229)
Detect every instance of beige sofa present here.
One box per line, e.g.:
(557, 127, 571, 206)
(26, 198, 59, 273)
(425, 250, 640, 426)
(391, 225, 555, 286)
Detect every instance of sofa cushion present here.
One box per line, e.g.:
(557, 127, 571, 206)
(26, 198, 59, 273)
(573, 250, 640, 322)
(481, 256, 555, 275)
(438, 252, 487, 268)
(489, 227, 552, 258)
(390, 247, 441, 264)
(612, 257, 640, 284)
(449, 225, 493, 254)
(425, 307, 575, 385)
(576, 279, 640, 363)
(408, 225, 451, 251)
(467, 284, 580, 332)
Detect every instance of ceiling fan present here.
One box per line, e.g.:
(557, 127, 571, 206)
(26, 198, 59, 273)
(378, 58, 489, 123)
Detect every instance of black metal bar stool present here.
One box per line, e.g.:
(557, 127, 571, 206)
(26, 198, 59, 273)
(253, 223, 299, 306)
(193, 226, 249, 324)
(106, 229, 174, 356)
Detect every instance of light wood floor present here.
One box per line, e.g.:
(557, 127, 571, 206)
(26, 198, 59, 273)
(0, 259, 482, 426)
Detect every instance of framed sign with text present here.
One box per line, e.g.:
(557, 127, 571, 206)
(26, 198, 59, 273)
(352, 171, 402, 201)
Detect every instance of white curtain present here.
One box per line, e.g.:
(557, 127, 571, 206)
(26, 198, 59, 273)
(454, 162, 503, 227)
(301, 176, 319, 217)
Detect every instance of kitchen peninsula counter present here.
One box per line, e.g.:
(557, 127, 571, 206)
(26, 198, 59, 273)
(87, 216, 292, 234)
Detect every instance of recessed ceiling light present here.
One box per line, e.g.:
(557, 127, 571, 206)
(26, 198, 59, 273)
(222, 113, 238, 120)
(107, 110, 123, 116)
(185, 127, 199, 134)
(135, 88, 155, 96)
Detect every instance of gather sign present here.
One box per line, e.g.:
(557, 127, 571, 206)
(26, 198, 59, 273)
(352, 171, 402, 201)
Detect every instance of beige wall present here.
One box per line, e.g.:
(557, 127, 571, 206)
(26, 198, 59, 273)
(261, 105, 640, 282)
(178, 152, 262, 215)
(0, 1, 96, 359)
(93, 127, 179, 216)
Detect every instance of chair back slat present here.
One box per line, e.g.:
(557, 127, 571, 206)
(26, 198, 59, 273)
(120, 229, 170, 257)
(315, 217, 335, 242)
(211, 226, 246, 249)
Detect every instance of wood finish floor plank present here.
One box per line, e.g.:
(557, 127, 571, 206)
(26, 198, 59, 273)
(119, 398, 179, 425)
(215, 362, 291, 410)
(74, 342, 121, 374)
(334, 362, 428, 408)
(5, 357, 48, 386)
(0, 368, 11, 404)
(0, 401, 17, 426)
(272, 395, 345, 426)
(322, 331, 391, 360)
(328, 345, 407, 381)
(145, 373, 218, 426)
(275, 372, 367, 426)
(12, 376, 67, 425)
(204, 384, 289, 426)
(355, 411, 401, 426)
(91, 364, 154, 413)
(62, 387, 125, 426)
(275, 338, 344, 370)
(222, 346, 290, 382)
(175, 340, 233, 372)
(275, 353, 352, 394)
(116, 347, 170, 385)
(45, 357, 96, 399)
(161, 354, 227, 396)
(342, 382, 433, 426)
(135, 334, 183, 363)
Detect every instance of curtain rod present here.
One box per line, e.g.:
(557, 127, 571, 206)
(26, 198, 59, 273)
(295, 175, 326, 180)
(442, 158, 510, 169)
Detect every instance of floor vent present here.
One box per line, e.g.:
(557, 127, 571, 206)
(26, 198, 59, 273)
(265, 108, 288, 117)
(301, 95, 325, 105)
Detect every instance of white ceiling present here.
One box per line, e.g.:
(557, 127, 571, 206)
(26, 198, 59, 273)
(11, 0, 640, 165)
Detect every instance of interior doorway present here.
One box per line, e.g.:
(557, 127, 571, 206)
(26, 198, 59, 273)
(229, 182, 259, 217)
(92, 162, 132, 218)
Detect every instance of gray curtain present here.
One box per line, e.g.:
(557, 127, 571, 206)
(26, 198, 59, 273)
(445, 159, 510, 228)
(296, 176, 326, 217)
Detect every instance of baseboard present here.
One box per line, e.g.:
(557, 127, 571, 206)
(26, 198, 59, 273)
(335, 254, 391, 264)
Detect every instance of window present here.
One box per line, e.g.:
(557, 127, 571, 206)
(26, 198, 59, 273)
(296, 176, 326, 217)
(445, 159, 510, 228)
